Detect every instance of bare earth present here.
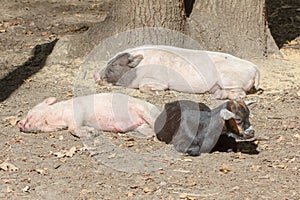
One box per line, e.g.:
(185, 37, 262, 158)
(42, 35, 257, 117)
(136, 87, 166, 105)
(0, 1, 300, 199)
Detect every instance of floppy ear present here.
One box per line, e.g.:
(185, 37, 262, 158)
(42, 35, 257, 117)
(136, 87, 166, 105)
(107, 52, 131, 67)
(128, 54, 143, 68)
(220, 109, 235, 120)
(44, 97, 57, 105)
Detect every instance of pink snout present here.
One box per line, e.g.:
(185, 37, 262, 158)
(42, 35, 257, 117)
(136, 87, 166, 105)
(94, 72, 101, 83)
(18, 120, 24, 131)
(94, 73, 106, 84)
(17, 119, 28, 132)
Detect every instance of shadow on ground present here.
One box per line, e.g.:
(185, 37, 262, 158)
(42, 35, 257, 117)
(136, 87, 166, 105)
(211, 135, 259, 155)
(0, 39, 58, 102)
(267, 0, 300, 48)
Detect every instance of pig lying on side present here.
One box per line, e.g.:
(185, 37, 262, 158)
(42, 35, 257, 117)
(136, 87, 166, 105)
(154, 99, 255, 156)
(18, 93, 160, 137)
(94, 45, 259, 99)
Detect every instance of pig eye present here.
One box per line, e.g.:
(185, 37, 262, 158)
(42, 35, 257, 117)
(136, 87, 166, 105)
(235, 117, 242, 124)
(108, 68, 113, 73)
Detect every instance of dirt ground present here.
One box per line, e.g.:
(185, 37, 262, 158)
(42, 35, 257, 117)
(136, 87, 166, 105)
(1, 0, 300, 199)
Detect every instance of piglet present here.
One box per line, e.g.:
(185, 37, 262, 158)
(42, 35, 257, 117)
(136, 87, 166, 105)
(154, 99, 255, 156)
(18, 93, 160, 137)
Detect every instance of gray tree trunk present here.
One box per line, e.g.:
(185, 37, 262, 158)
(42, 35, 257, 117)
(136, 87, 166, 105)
(47, 0, 279, 66)
(186, 0, 279, 58)
(47, 0, 186, 66)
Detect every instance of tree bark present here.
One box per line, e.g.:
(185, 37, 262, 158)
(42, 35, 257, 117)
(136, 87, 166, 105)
(47, 0, 187, 66)
(47, 0, 280, 66)
(186, 0, 279, 58)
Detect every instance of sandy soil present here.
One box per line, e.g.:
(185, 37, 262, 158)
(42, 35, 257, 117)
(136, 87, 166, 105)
(0, 0, 300, 199)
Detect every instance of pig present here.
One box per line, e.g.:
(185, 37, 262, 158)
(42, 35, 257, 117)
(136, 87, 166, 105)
(94, 45, 259, 99)
(18, 93, 160, 137)
(154, 99, 255, 156)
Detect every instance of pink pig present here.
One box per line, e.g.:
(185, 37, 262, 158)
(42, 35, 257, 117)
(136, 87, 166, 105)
(18, 93, 160, 137)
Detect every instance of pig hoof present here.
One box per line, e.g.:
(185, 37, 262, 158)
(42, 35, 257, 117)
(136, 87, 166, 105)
(213, 89, 246, 100)
(140, 86, 160, 95)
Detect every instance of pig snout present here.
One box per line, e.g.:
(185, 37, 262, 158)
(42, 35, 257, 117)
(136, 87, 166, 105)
(242, 126, 255, 139)
(94, 72, 108, 85)
(18, 120, 26, 131)
(94, 72, 101, 83)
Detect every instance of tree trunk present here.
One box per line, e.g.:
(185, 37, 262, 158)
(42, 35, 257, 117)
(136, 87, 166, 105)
(47, 0, 187, 66)
(186, 0, 279, 58)
(47, 0, 280, 66)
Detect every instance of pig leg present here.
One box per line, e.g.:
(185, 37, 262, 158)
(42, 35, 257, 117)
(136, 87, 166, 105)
(129, 124, 155, 138)
(139, 79, 168, 95)
(213, 89, 246, 100)
(69, 125, 94, 138)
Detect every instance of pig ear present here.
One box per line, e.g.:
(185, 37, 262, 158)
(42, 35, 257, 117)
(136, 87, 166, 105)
(128, 54, 143, 68)
(220, 109, 235, 120)
(107, 52, 130, 67)
(44, 97, 57, 105)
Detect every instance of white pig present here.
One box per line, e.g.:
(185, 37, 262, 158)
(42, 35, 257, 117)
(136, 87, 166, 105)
(94, 45, 259, 99)
(18, 93, 160, 137)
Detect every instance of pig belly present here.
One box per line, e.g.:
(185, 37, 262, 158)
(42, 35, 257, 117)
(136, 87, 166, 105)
(83, 94, 147, 132)
(89, 116, 144, 132)
(167, 67, 218, 93)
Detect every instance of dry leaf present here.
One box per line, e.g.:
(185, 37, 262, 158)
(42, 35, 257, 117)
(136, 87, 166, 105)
(179, 193, 196, 200)
(123, 136, 135, 141)
(66, 92, 73, 97)
(186, 182, 197, 187)
(294, 133, 300, 139)
(24, 78, 33, 83)
(54, 152, 65, 158)
(179, 193, 188, 199)
(54, 147, 77, 158)
(288, 157, 296, 163)
(276, 135, 284, 142)
(3, 116, 19, 126)
(250, 165, 262, 172)
(287, 40, 297, 45)
(220, 164, 231, 174)
(183, 158, 192, 162)
(173, 169, 191, 173)
(0, 161, 18, 172)
(125, 191, 135, 197)
(22, 186, 30, 193)
(229, 186, 240, 192)
(78, 145, 88, 151)
(275, 164, 287, 169)
(34, 168, 48, 175)
(65, 147, 76, 157)
(6, 186, 14, 193)
(41, 31, 48, 36)
(108, 153, 116, 159)
(143, 187, 153, 194)
(126, 142, 134, 147)
(80, 189, 91, 195)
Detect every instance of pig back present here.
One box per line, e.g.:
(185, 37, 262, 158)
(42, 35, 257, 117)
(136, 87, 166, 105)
(128, 46, 220, 93)
(207, 52, 259, 90)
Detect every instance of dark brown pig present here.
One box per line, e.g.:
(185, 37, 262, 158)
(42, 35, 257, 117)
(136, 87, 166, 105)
(18, 93, 160, 137)
(94, 45, 259, 99)
(154, 99, 255, 156)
